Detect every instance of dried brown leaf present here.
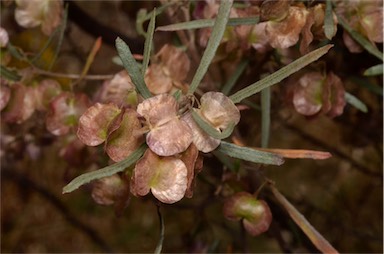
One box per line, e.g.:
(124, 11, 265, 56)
(254, 148, 332, 160)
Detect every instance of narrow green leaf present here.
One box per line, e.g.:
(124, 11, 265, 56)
(243, 99, 261, 111)
(136, 3, 174, 37)
(154, 205, 165, 254)
(345, 92, 368, 113)
(157, 16, 259, 32)
(142, 3, 174, 23)
(0, 65, 21, 81)
(363, 64, 383, 76)
(115, 37, 152, 99)
(142, 8, 156, 76)
(261, 86, 271, 148)
(136, 9, 148, 37)
(270, 185, 339, 254)
(188, 0, 233, 94)
(172, 89, 182, 101)
(31, 26, 59, 64)
(229, 45, 333, 103)
(217, 141, 284, 166)
(351, 76, 383, 96)
(324, 0, 335, 40)
(62, 143, 147, 194)
(337, 15, 383, 61)
(7, 42, 26, 61)
(227, 16, 260, 26)
(48, 4, 68, 70)
(222, 58, 249, 95)
(191, 110, 235, 139)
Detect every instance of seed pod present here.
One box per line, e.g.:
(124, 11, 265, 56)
(223, 192, 272, 236)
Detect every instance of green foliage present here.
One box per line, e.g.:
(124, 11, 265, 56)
(345, 92, 368, 113)
(218, 141, 284, 166)
(115, 37, 152, 99)
(191, 109, 235, 139)
(364, 64, 383, 76)
(63, 144, 147, 194)
(142, 9, 156, 76)
(0, 65, 21, 81)
(324, 0, 335, 40)
(229, 45, 334, 103)
(337, 15, 383, 61)
(261, 86, 271, 148)
(221, 58, 249, 95)
(156, 16, 259, 31)
(188, 0, 233, 94)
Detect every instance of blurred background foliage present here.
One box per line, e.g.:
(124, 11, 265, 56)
(1, 0, 382, 253)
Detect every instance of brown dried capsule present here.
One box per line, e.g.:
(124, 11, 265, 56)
(223, 192, 272, 236)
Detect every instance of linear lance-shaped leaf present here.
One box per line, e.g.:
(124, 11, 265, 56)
(324, 0, 335, 40)
(217, 141, 284, 166)
(0, 65, 21, 81)
(345, 92, 368, 113)
(154, 205, 165, 254)
(116, 37, 152, 99)
(363, 64, 383, 76)
(229, 45, 333, 103)
(157, 16, 259, 31)
(142, 8, 156, 76)
(191, 110, 235, 139)
(188, 0, 233, 94)
(222, 58, 249, 95)
(254, 148, 332, 160)
(62, 143, 147, 194)
(261, 86, 271, 148)
(337, 15, 383, 61)
(270, 185, 339, 254)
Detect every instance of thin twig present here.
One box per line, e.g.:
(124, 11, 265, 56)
(33, 67, 114, 80)
(154, 204, 165, 254)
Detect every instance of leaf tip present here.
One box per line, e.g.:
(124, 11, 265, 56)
(324, 44, 334, 51)
(62, 187, 70, 194)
